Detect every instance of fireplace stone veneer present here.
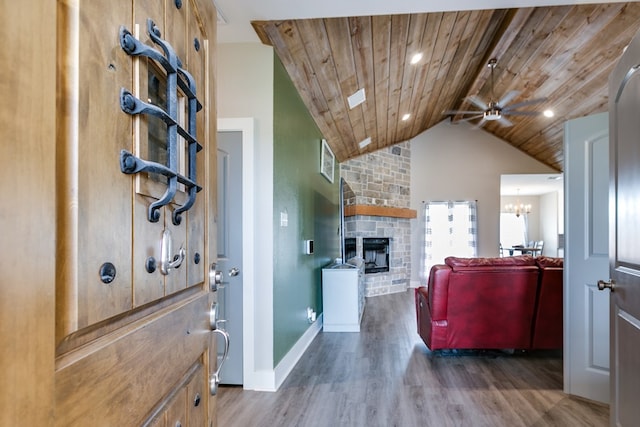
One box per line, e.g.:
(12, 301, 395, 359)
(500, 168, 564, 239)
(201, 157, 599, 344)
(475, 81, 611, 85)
(341, 142, 413, 297)
(344, 216, 411, 296)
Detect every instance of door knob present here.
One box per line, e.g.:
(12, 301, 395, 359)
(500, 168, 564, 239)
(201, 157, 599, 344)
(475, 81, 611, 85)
(597, 279, 616, 292)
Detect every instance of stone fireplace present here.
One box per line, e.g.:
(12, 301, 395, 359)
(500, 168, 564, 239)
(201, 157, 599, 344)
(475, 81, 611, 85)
(340, 142, 415, 296)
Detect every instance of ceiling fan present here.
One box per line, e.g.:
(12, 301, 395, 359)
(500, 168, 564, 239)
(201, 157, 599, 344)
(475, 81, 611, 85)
(444, 58, 547, 128)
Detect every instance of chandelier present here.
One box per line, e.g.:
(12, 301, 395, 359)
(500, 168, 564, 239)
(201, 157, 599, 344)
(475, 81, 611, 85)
(505, 189, 531, 217)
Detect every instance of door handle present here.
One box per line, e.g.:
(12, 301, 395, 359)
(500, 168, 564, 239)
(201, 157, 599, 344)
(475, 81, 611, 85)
(208, 301, 230, 395)
(209, 301, 219, 330)
(597, 279, 616, 292)
(209, 328, 229, 396)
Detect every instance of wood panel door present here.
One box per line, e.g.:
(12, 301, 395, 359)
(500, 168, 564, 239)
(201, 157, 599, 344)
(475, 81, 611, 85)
(0, 1, 57, 425)
(55, 1, 219, 425)
(607, 27, 640, 427)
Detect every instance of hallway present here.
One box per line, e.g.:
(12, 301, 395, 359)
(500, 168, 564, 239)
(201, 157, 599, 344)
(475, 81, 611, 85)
(218, 290, 608, 426)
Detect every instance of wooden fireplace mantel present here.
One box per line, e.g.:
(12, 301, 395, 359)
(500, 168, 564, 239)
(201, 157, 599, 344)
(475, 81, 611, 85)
(344, 204, 417, 219)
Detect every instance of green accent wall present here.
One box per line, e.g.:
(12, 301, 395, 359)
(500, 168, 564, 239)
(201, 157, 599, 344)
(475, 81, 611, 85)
(273, 56, 340, 365)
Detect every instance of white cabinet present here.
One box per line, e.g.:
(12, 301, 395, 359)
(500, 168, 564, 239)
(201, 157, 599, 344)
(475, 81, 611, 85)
(322, 259, 365, 332)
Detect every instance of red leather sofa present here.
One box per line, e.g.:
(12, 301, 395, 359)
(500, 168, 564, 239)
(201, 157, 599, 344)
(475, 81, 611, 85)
(415, 255, 563, 351)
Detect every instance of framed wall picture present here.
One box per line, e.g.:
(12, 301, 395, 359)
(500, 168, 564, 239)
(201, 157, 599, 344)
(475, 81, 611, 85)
(320, 139, 334, 183)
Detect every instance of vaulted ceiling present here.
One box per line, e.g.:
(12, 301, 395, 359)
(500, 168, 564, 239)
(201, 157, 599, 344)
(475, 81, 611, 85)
(251, 3, 640, 171)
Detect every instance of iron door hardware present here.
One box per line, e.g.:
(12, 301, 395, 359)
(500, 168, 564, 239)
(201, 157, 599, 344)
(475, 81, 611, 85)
(118, 18, 202, 225)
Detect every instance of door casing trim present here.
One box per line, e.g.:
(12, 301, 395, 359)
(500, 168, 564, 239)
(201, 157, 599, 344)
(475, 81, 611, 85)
(218, 118, 255, 388)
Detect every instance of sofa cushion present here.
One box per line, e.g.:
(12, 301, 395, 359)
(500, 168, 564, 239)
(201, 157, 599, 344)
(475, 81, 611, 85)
(536, 256, 563, 268)
(445, 255, 536, 271)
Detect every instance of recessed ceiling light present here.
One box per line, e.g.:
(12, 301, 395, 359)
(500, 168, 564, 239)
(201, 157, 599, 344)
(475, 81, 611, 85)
(543, 109, 554, 118)
(358, 137, 372, 149)
(402, 113, 411, 121)
(347, 88, 366, 109)
(410, 53, 423, 65)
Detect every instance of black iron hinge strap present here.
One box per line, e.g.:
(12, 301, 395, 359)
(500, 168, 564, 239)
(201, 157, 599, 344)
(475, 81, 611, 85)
(120, 89, 202, 151)
(120, 151, 202, 191)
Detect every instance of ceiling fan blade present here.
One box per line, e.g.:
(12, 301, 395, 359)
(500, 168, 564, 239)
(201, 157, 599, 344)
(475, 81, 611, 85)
(504, 110, 541, 116)
(443, 110, 483, 115)
(457, 114, 484, 123)
(497, 116, 513, 127)
(498, 90, 520, 107)
(504, 97, 547, 110)
(465, 95, 488, 110)
(472, 118, 487, 130)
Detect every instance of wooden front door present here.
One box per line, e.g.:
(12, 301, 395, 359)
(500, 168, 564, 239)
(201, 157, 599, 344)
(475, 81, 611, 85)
(1, 1, 57, 425)
(55, 1, 219, 425)
(606, 28, 640, 426)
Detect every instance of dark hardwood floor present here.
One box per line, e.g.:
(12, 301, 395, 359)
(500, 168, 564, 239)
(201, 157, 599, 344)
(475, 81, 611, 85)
(217, 290, 608, 426)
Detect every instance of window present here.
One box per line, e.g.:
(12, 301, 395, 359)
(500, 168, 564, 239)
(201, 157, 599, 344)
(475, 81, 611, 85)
(422, 201, 478, 277)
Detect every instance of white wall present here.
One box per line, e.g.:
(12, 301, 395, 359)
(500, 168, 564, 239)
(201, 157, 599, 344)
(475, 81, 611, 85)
(540, 191, 560, 256)
(410, 120, 556, 285)
(500, 194, 541, 243)
(499, 192, 561, 256)
(217, 43, 275, 382)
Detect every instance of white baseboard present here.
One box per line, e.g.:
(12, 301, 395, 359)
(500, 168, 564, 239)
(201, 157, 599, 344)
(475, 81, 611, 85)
(245, 370, 277, 392)
(245, 314, 323, 392)
(274, 313, 323, 390)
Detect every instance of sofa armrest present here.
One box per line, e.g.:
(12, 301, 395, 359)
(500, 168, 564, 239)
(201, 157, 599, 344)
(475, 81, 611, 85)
(426, 264, 451, 320)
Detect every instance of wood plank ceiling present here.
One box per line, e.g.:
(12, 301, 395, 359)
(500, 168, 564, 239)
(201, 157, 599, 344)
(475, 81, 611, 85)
(252, 3, 640, 171)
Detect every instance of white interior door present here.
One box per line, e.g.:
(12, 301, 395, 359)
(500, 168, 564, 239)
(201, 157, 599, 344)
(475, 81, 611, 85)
(607, 29, 640, 426)
(564, 112, 610, 404)
(217, 130, 244, 385)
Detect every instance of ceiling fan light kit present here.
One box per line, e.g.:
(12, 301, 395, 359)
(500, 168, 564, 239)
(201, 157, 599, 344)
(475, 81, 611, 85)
(483, 105, 502, 121)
